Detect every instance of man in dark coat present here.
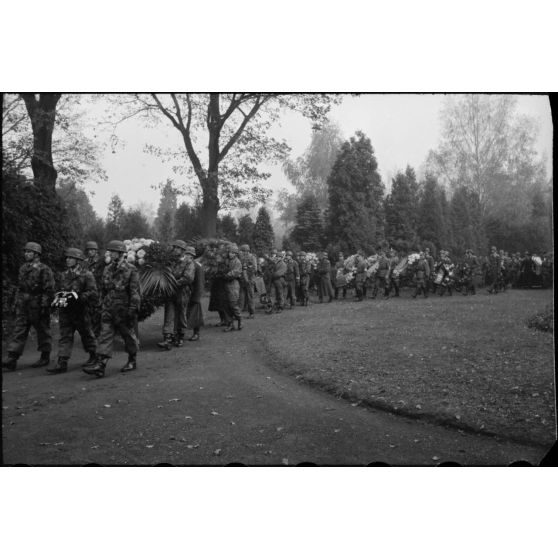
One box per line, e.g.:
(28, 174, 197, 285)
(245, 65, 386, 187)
(47, 248, 98, 374)
(270, 249, 287, 312)
(519, 251, 535, 289)
(354, 251, 367, 301)
(387, 248, 401, 297)
(82, 240, 141, 377)
(462, 249, 479, 295)
(334, 252, 347, 300)
(487, 246, 502, 294)
(424, 247, 435, 293)
(3, 242, 55, 371)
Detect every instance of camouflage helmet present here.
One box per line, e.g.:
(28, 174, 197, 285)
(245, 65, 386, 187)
(286, 250, 293, 257)
(184, 246, 196, 257)
(240, 244, 250, 251)
(65, 247, 85, 260)
(171, 240, 188, 251)
(85, 241, 99, 250)
(298, 251, 306, 257)
(24, 241, 42, 255)
(106, 240, 127, 253)
(228, 243, 240, 254)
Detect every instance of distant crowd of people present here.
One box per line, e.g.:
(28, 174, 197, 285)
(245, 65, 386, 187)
(2, 239, 553, 378)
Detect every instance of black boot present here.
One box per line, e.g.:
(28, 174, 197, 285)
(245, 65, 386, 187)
(188, 332, 200, 341)
(223, 322, 235, 332)
(83, 356, 108, 378)
(120, 355, 136, 373)
(46, 358, 68, 374)
(83, 351, 97, 366)
(2, 352, 18, 371)
(173, 335, 184, 347)
(31, 352, 50, 368)
(237, 317, 243, 330)
(157, 334, 173, 350)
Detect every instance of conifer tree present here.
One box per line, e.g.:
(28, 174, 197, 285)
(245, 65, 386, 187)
(252, 206, 275, 256)
(218, 214, 238, 242)
(174, 202, 203, 242)
(237, 214, 255, 248)
(326, 131, 385, 253)
(290, 194, 323, 251)
(105, 194, 125, 240)
(384, 165, 420, 251)
(417, 174, 446, 250)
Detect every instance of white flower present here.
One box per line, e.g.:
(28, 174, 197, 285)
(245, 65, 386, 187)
(138, 258, 145, 266)
(137, 249, 146, 259)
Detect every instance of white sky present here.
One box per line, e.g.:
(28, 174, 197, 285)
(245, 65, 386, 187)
(83, 94, 553, 220)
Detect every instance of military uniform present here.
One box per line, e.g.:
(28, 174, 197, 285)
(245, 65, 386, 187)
(284, 257, 300, 309)
(48, 260, 98, 372)
(222, 251, 243, 330)
(354, 256, 367, 301)
(372, 254, 390, 299)
(83, 255, 105, 337)
(387, 252, 400, 297)
(162, 256, 196, 343)
(97, 260, 141, 360)
(412, 258, 430, 298)
(487, 250, 501, 293)
(462, 253, 478, 295)
(6, 261, 55, 364)
(270, 255, 287, 311)
(334, 258, 347, 299)
(424, 252, 435, 292)
(316, 255, 333, 302)
(297, 254, 311, 306)
(239, 250, 258, 317)
(186, 260, 205, 339)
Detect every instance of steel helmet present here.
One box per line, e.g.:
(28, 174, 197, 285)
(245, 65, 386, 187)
(286, 250, 293, 257)
(228, 243, 239, 254)
(184, 246, 196, 257)
(65, 247, 85, 260)
(85, 241, 99, 250)
(24, 242, 42, 254)
(172, 240, 188, 250)
(106, 240, 127, 253)
(240, 244, 250, 251)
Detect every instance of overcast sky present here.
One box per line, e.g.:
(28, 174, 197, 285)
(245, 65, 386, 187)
(83, 94, 553, 220)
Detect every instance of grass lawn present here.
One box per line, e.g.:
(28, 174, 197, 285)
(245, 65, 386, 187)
(259, 288, 555, 446)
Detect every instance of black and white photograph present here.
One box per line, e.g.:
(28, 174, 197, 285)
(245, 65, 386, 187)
(1, 93, 554, 466)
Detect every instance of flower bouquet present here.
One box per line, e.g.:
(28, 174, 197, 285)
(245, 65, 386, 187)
(365, 255, 379, 278)
(123, 240, 178, 322)
(305, 252, 319, 270)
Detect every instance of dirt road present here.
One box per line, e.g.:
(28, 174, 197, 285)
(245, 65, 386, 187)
(1, 308, 550, 465)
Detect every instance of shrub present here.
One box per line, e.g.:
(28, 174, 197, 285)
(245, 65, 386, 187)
(526, 305, 554, 333)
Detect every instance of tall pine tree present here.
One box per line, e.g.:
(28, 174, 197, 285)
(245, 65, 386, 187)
(417, 174, 446, 251)
(237, 214, 255, 248)
(384, 165, 420, 251)
(449, 186, 485, 256)
(218, 214, 238, 242)
(105, 194, 125, 240)
(174, 202, 202, 242)
(252, 206, 275, 256)
(290, 194, 323, 251)
(326, 131, 385, 253)
(154, 179, 178, 243)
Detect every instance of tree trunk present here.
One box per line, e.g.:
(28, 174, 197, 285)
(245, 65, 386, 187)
(200, 174, 219, 237)
(20, 94, 61, 193)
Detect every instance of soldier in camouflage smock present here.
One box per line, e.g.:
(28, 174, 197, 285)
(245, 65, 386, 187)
(239, 244, 258, 318)
(221, 243, 243, 331)
(284, 251, 300, 309)
(157, 240, 196, 350)
(297, 251, 311, 306)
(46, 248, 98, 374)
(82, 240, 140, 377)
(3, 242, 55, 371)
(83, 240, 106, 337)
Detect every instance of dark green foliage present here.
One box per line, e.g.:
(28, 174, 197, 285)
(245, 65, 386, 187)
(154, 180, 178, 243)
(217, 214, 238, 242)
(237, 214, 255, 248)
(449, 186, 485, 256)
(120, 209, 152, 240)
(290, 194, 324, 251)
(417, 175, 447, 251)
(137, 242, 176, 322)
(252, 206, 275, 255)
(105, 194, 125, 240)
(326, 131, 385, 253)
(385, 165, 420, 249)
(174, 202, 203, 242)
(526, 305, 554, 333)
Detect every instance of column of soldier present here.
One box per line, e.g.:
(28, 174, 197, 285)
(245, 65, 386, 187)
(2, 239, 552, 379)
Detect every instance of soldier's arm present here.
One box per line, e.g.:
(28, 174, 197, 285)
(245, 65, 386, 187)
(176, 262, 195, 288)
(128, 268, 141, 310)
(41, 266, 56, 308)
(82, 271, 98, 307)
